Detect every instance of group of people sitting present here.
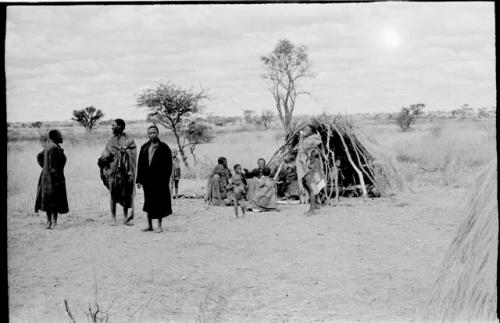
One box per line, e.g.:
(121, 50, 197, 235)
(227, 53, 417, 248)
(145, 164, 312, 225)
(205, 157, 280, 217)
(205, 121, 329, 217)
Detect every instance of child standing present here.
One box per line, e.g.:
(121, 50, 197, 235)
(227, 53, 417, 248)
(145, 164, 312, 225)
(170, 149, 181, 199)
(227, 164, 247, 218)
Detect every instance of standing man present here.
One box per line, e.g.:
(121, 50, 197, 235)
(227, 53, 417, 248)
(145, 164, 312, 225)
(136, 125, 173, 233)
(99, 119, 137, 226)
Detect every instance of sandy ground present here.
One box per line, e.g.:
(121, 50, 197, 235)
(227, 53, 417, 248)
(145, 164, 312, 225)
(8, 179, 466, 322)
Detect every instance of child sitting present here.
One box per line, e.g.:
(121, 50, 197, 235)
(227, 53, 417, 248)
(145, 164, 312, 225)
(170, 149, 181, 199)
(226, 164, 247, 218)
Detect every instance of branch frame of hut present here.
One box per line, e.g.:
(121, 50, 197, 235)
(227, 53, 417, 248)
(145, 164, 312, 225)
(267, 114, 410, 204)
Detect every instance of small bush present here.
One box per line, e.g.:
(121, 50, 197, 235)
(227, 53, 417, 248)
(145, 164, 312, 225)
(394, 103, 425, 132)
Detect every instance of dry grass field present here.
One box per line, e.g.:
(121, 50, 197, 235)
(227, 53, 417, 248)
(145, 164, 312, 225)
(7, 117, 496, 322)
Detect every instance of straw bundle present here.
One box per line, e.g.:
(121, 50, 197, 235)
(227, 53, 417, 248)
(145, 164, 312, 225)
(420, 158, 498, 322)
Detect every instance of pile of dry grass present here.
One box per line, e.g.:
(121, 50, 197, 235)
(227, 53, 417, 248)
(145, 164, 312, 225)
(267, 114, 409, 200)
(420, 158, 498, 321)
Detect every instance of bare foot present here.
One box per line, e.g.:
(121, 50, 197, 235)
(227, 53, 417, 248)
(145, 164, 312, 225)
(305, 210, 316, 217)
(45, 224, 52, 229)
(154, 227, 163, 233)
(142, 227, 153, 232)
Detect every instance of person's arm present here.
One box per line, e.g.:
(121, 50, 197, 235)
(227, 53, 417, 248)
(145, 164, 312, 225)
(135, 146, 144, 187)
(165, 144, 173, 182)
(126, 138, 138, 177)
(47, 146, 61, 183)
(37, 151, 44, 168)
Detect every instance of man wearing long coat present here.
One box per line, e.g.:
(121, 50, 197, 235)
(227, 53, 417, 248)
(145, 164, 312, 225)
(136, 125, 173, 233)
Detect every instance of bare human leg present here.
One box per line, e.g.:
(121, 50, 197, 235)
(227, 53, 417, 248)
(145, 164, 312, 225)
(234, 197, 239, 218)
(142, 213, 153, 231)
(155, 218, 163, 233)
(51, 213, 58, 229)
(125, 199, 134, 224)
(110, 196, 117, 226)
(46, 212, 52, 229)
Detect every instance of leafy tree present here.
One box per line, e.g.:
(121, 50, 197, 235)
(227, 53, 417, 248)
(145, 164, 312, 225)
(260, 110, 275, 128)
(477, 107, 490, 118)
(30, 121, 43, 128)
(261, 39, 313, 135)
(71, 106, 104, 131)
(394, 103, 425, 132)
(451, 104, 475, 119)
(183, 121, 214, 163)
(137, 82, 209, 168)
(243, 110, 256, 125)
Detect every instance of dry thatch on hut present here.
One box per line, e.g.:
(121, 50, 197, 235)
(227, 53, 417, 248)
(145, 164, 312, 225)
(267, 114, 409, 202)
(419, 159, 498, 322)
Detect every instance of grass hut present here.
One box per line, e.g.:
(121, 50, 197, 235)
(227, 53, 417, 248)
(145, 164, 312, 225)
(267, 114, 409, 202)
(419, 159, 498, 321)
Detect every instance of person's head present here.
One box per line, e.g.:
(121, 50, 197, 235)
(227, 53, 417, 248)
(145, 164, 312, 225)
(285, 151, 297, 163)
(335, 159, 341, 167)
(48, 129, 63, 144)
(257, 158, 266, 169)
(262, 167, 271, 177)
(112, 118, 125, 135)
(217, 156, 228, 167)
(233, 164, 242, 173)
(147, 125, 159, 142)
(303, 121, 319, 136)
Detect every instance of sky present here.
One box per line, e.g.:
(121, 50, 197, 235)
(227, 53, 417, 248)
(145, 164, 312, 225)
(5, 2, 496, 122)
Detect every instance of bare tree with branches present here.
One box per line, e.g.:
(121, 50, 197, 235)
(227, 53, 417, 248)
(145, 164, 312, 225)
(261, 39, 314, 135)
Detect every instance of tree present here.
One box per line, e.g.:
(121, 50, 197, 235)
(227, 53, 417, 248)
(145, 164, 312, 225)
(243, 110, 256, 125)
(137, 82, 209, 168)
(30, 121, 43, 128)
(183, 121, 214, 163)
(260, 110, 275, 128)
(477, 107, 490, 118)
(261, 39, 313, 135)
(451, 104, 475, 119)
(394, 103, 425, 132)
(71, 106, 104, 131)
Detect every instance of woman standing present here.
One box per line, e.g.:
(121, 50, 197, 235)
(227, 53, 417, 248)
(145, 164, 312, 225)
(136, 125, 173, 233)
(35, 129, 69, 229)
(297, 122, 326, 215)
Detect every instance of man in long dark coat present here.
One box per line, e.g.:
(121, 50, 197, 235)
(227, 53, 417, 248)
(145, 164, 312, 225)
(35, 129, 69, 229)
(136, 125, 173, 233)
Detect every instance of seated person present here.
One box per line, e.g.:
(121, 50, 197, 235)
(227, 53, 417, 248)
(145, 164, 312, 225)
(247, 167, 278, 212)
(275, 152, 299, 200)
(246, 157, 266, 179)
(205, 156, 232, 206)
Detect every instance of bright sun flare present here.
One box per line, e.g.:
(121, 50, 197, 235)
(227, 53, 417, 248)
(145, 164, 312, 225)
(381, 29, 401, 48)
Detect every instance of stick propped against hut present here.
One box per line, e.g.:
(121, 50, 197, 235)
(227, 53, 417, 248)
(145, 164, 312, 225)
(268, 114, 409, 204)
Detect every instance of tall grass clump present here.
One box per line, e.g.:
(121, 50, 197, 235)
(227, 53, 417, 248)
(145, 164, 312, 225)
(392, 120, 495, 185)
